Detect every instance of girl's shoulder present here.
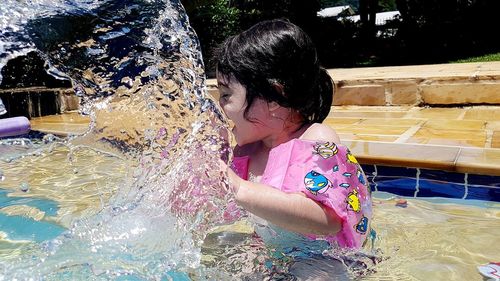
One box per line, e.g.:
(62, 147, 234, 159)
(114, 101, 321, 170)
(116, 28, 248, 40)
(299, 123, 341, 143)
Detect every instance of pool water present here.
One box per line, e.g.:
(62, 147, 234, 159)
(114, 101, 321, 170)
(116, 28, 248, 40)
(0, 142, 129, 263)
(1, 142, 499, 280)
(367, 193, 499, 280)
(1, 0, 498, 279)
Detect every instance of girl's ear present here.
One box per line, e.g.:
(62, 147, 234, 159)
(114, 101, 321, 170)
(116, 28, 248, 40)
(268, 101, 281, 112)
(271, 81, 285, 97)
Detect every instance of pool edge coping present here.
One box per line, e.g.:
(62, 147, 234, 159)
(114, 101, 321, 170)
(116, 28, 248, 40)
(343, 139, 500, 176)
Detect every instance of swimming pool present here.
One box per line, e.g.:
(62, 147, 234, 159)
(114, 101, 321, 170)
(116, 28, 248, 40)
(1, 0, 499, 279)
(1, 137, 499, 280)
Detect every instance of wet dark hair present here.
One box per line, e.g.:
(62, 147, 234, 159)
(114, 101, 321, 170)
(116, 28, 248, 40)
(215, 19, 333, 124)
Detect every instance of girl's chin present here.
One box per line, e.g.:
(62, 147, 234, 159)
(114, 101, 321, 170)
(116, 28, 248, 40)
(232, 129, 248, 146)
(234, 136, 255, 147)
(232, 126, 260, 146)
(233, 135, 246, 146)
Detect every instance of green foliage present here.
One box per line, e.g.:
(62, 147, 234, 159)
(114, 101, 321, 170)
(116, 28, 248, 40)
(192, 0, 240, 42)
(392, 0, 500, 65)
(234, 0, 321, 30)
(451, 53, 500, 63)
(378, 0, 396, 11)
(186, 0, 240, 72)
(183, 0, 500, 70)
(184, 0, 322, 73)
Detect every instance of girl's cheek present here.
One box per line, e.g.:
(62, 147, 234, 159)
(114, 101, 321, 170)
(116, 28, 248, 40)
(219, 97, 229, 110)
(222, 106, 238, 122)
(219, 99, 231, 115)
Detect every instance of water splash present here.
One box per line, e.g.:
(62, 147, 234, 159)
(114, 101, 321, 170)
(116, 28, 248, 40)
(0, 0, 103, 84)
(0, 0, 238, 279)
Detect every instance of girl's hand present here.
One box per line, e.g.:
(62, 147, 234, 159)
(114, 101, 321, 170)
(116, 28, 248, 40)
(219, 160, 242, 196)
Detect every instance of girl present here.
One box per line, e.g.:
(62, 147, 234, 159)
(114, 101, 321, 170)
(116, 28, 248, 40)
(216, 19, 372, 252)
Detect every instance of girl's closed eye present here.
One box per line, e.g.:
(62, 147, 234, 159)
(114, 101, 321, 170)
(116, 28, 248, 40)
(220, 91, 231, 100)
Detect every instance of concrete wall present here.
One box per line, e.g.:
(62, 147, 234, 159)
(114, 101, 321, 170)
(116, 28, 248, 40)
(207, 62, 500, 107)
(332, 78, 500, 106)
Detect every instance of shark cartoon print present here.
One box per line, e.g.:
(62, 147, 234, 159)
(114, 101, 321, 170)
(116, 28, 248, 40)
(304, 170, 332, 195)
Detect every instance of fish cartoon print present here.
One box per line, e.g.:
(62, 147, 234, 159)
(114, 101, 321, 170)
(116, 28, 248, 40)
(346, 189, 361, 212)
(355, 215, 369, 234)
(304, 170, 332, 195)
(346, 150, 359, 165)
(357, 169, 366, 186)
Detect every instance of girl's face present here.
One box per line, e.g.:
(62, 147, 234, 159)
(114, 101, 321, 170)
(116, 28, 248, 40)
(217, 74, 271, 146)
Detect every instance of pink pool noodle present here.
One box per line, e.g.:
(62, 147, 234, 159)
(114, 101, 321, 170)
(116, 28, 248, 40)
(0, 117, 31, 138)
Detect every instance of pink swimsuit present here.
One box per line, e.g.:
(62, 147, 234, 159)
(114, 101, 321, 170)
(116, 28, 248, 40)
(231, 139, 372, 249)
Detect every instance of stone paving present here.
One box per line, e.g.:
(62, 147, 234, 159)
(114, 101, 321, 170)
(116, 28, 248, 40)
(29, 112, 89, 136)
(326, 105, 500, 176)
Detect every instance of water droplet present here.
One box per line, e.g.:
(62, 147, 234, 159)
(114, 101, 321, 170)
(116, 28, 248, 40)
(43, 134, 56, 144)
(121, 77, 134, 88)
(74, 84, 86, 97)
(73, 168, 79, 174)
(20, 182, 30, 192)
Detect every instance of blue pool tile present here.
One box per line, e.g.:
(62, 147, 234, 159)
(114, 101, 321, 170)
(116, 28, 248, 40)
(360, 164, 375, 176)
(375, 165, 418, 178)
(374, 177, 417, 197)
(416, 179, 465, 199)
(367, 183, 376, 193)
(419, 168, 465, 184)
(467, 174, 500, 188)
(361, 165, 499, 202)
(466, 185, 500, 202)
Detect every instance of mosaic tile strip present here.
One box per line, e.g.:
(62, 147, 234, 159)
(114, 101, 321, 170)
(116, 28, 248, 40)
(362, 164, 500, 202)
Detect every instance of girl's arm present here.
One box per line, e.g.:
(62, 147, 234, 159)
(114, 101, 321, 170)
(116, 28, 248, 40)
(227, 124, 344, 236)
(228, 168, 342, 236)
